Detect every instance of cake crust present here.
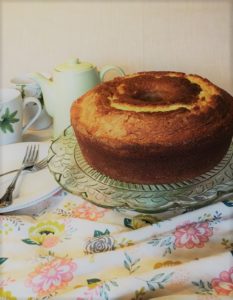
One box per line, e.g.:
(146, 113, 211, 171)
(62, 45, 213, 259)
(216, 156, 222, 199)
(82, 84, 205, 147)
(71, 71, 233, 184)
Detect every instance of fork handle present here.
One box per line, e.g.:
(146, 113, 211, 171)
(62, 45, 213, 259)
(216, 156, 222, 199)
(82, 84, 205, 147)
(0, 185, 15, 207)
(0, 169, 19, 177)
(0, 168, 24, 207)
(0, 166, 33, 177)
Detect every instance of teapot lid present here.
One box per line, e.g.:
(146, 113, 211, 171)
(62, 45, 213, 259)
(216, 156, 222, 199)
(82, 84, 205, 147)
(55, 58, 94, 72)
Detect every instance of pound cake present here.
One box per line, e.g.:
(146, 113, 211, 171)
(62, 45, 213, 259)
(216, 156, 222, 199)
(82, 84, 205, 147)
(71, 71, 233, 184)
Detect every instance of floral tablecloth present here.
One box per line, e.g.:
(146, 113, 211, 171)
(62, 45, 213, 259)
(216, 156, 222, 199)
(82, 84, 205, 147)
(0, 190, 233, 300)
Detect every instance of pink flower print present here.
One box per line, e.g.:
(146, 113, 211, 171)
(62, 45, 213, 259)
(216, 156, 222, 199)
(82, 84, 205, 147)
(174, 221, 213, 249)
(0, 277, 15, 288)
(211, 267, 233, 296)
(82, 286, 101, 300)
(26, 257, 77, 296)
(73, 202, 107, 221)
(42, 236, 60, 248)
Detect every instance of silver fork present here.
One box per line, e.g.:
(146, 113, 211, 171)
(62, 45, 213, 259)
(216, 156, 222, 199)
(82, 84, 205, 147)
(0, 157, 47, 177)
(30, 158, 47, 172)
(0, 144, 39, 207)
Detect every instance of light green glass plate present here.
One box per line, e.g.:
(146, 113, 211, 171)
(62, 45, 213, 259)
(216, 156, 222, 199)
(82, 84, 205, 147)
(48, 126, 233, 213)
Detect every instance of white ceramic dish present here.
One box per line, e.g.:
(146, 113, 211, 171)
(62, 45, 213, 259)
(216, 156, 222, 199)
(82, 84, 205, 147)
(0, 142, 61, 213)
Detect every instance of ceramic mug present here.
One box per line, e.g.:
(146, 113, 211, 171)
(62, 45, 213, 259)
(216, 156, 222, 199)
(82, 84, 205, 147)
(11, 75, 52, 130)
(0, 88, 42, 145)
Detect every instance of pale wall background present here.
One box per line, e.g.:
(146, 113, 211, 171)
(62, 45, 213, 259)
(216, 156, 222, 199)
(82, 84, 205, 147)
(1, 0, 233, 94)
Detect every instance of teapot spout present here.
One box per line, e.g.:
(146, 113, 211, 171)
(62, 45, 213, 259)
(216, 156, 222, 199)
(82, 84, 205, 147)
(30, 72, 54, 117)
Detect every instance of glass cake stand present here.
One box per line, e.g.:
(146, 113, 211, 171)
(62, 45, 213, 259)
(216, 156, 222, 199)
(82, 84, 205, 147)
(48, 126, 233, 213)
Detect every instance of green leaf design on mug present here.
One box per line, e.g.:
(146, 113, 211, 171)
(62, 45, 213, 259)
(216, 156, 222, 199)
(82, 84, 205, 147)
(0, 108, 19, 133)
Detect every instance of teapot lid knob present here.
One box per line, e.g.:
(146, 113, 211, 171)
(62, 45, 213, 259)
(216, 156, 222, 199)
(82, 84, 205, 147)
(67, 58, 80, 65)
(55, 58, 93, 72)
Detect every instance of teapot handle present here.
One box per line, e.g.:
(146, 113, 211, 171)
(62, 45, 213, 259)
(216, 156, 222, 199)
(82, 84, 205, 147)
(99, 65, 125, 81)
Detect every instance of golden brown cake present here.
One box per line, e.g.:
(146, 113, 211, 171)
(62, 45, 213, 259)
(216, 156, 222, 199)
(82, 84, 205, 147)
(71, 71, 233, 184)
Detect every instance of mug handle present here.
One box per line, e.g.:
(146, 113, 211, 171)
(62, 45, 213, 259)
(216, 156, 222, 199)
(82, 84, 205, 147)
(22, 97, 42, 134)
(99, 65, 125, 82)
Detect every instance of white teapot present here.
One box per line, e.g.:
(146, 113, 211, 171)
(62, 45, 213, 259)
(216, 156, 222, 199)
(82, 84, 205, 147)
(32, 58, 125, 137)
